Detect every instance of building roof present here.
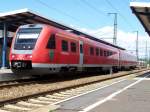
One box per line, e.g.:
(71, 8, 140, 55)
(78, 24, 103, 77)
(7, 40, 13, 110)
(130, 2, 150, 36)
(0, 8, 125, 50)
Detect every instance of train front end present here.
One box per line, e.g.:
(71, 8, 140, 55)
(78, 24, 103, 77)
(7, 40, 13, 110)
(9, 24, 43, 74)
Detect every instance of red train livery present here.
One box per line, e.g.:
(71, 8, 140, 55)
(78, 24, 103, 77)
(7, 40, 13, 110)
(9, 24, 137, 75)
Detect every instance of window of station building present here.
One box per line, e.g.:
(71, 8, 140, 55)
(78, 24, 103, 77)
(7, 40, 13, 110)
(47, 34, 56, 49)
(90, 47, 94, 55)
(96, 48, 99, 56)
(100, 49, 103, 56)
(71, 42, 76, 52)
(62, 40, 68, 52)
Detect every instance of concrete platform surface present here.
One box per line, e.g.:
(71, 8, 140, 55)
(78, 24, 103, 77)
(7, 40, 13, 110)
(0, 69, 12, 74)
(31, 104, 60, 112)
(0, 69, 31, 82)
(54, 73, 150, 112)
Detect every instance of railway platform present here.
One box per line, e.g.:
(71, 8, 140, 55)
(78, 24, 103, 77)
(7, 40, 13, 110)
(0, 69, 31, 82)
(0, 69, 149, 112)
(0, 69, 12, 74)
(0, 69, 14, 81)
(53, 72, 150, 112)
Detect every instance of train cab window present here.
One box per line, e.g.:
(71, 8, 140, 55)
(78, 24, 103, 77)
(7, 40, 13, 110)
(90, 47, 94, 55)
(14, 28, 42, 50)
(47, 34, 56, 49)
(100, 49, 103, 56)
(62, 40, 68, 52)
(71, 42, 76, 52)
(96, 48, 99, 56)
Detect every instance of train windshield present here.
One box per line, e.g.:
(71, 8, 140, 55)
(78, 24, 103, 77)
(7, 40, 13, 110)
(14, 28, 42, 50)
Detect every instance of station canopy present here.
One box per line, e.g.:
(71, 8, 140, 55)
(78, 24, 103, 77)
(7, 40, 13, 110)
(0, 8, 76, 32)
(130, 2, 150, 36)
(0, 8, 125, 50)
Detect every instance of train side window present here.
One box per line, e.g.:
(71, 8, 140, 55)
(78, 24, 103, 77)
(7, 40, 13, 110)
(100, 49, 103, 56)
(109, 51, 111, 56)
(110, 51, 113, 56)
(104, 50, 107, 56)
(90, 47, 94, 55)
(80, 44, 83, 53)
(107, 51, 109, 56)
(71, 42, 76, 52)
(47, 34, 56, 49)
(62, 40, 68, 52)
(96, 48, 99, 56)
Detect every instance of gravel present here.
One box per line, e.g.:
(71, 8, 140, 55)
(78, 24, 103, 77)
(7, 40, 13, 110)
(0, 69, 148, 102)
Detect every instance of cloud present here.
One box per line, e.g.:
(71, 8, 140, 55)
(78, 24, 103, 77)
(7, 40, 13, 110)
(78, 26, 150, 58)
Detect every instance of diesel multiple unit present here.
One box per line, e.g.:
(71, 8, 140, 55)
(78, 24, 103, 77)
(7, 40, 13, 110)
(9, 24, 137, 75)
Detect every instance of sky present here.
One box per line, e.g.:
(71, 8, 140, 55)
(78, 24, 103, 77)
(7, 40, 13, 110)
(0, 0, 150, 58)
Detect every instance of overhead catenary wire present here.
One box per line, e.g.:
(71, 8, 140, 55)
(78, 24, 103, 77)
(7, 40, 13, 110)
(79, 0, 114, 40)
(34, 0, 118, 43)
(80, 0, 107, 17)
(105, 0, 135, 30)
(35, 0, 94, 28)
(122, 0, 130, 6)
(79, 0, 113, 26)
(35, 0, 142, 48)
(36, 0, 134, 32)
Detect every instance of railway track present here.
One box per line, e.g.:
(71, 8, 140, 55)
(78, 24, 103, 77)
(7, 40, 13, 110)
(0, 69, 149, 112)
(0, 79, 36, 89)
(0, 77, 52, 90)
(0, 75, 68, 89)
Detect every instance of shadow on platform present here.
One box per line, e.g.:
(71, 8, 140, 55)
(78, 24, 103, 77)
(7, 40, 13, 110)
(136, 72, 150, 78)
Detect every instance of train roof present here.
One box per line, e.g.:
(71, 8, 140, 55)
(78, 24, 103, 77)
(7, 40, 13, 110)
(130, 2, 150, 37)
(0, 8, 125, 50)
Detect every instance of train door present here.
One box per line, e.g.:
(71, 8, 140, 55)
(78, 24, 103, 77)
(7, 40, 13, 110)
(79, 41, 83, 65)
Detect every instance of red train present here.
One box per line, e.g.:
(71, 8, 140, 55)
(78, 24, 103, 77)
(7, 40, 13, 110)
(9, 24, 137, 75)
